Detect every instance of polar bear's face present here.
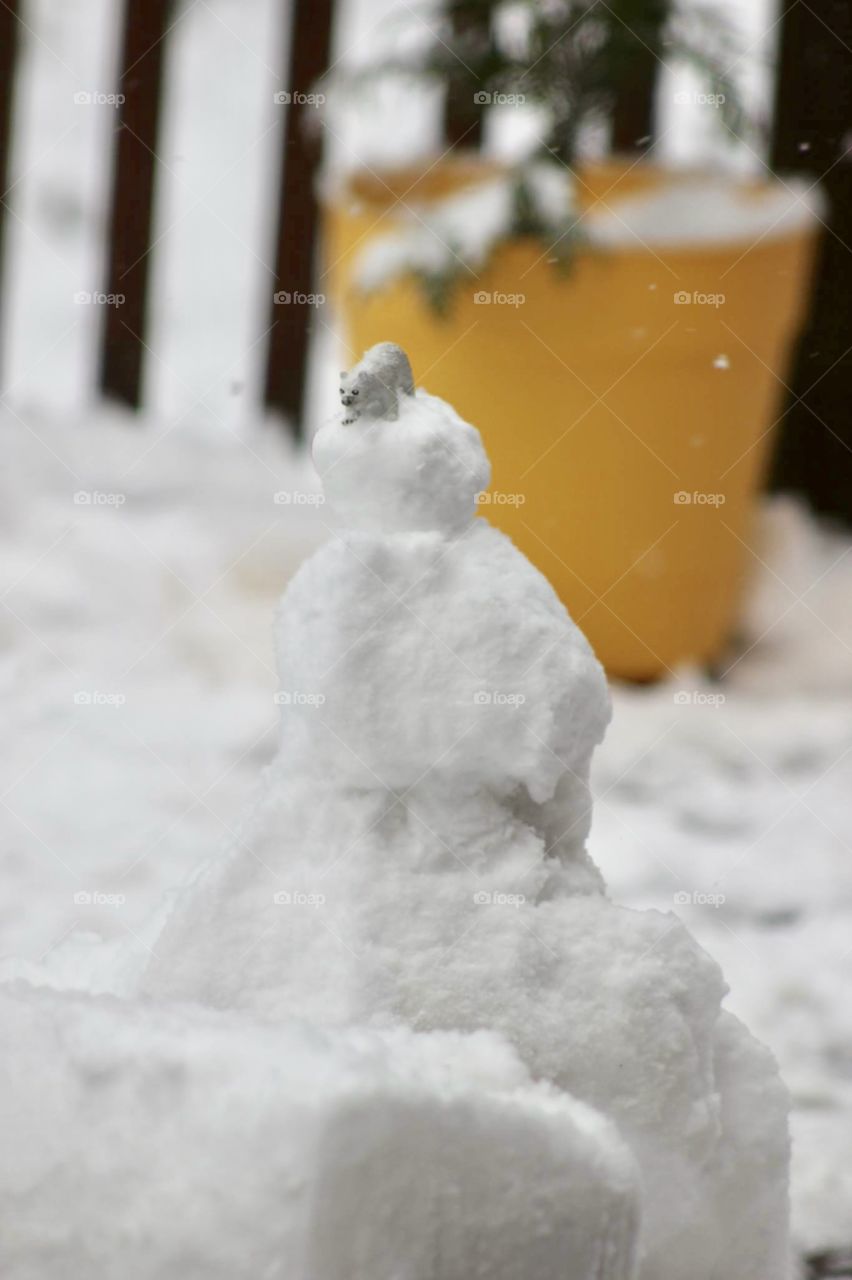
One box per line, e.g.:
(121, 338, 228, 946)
(338, 370, 361, 412)
(339, 368, 398, 424)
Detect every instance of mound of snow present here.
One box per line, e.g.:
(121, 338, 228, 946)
(0, 984, 639, 1280)
(588, 173, 824, 248)
(354, 161, 577, 294)
(141, 368, 792, 1280)
(352, 164, 823, 294)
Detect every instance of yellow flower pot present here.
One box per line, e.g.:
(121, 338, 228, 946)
(322, 160, 820, 680)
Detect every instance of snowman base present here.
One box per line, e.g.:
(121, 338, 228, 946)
(0, 984, 640, 1280)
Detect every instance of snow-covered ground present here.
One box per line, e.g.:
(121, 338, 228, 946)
(2, 0, 850, 1267)
(3, 399, 852, 1259)
(593, 503, 852, 1256)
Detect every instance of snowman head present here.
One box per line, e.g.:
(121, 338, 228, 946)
(313, 385, 491, 535)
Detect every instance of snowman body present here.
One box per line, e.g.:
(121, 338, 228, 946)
(280, 405, 609, 831)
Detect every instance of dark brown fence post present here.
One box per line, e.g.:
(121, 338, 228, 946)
(769, 0, 852, 523)
(263, 0, 336, 431)
(0, 0, 20, 386)
(610, 1, 666, 154)
(611, 49, 659, 154)
(99, 0, 171, 408)
(442, 7, 486, 150)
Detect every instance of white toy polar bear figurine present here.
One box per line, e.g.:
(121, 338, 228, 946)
(339, 342, 415, 424)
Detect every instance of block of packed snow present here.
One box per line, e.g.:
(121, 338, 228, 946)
(0, 984, 639, 1280)
(142, 348, 793, 1280)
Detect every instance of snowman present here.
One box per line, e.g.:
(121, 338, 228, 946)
(277, 340, 612, 881)
(145, 345, 792, 1280)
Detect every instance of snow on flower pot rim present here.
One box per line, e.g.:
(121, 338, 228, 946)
(322, 156, 822, 680)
